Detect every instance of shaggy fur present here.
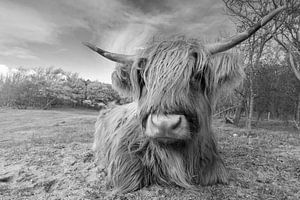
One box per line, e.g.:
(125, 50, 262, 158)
(93, 38, 244, 193)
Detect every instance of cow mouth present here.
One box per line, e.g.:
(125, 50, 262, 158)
(152, 136, 187, 144)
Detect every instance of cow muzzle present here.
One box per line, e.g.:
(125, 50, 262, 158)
(145, 114, 190, 143)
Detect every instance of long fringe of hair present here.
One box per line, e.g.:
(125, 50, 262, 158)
(94, 102, 228, 193)
(124, 37, 243, 106)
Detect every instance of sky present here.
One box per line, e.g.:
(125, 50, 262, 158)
(0, 0, 235, 83)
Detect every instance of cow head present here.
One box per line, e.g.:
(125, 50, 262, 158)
(108, 39, 244, 144)
(85, 6, 285, 144)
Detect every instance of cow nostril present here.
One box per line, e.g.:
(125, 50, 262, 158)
(170, 116, 182, 130)
(145, 114, 190, 141)
(148, 114, 158, 128)
(142, 115, 149, 128)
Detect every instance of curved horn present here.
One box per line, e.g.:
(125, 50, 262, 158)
(83, 42, 134, 64)
(207, 5, 287, 54)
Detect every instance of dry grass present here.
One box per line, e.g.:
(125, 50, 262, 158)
(0, 108, 299, 200)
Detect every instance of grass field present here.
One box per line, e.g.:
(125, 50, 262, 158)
(0, 108, 299, 200)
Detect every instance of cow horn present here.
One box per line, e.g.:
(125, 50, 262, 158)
(206, 5, 286, 54)
(83, 42, 134, 64)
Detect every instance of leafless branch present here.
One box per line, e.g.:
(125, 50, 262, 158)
(213, 105, 240, 117)
(273, 37, 300, 81)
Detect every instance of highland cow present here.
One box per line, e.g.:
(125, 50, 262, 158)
(85, 6, 285, 193)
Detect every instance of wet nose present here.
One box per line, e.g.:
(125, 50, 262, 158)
(145, 114, 190, 142)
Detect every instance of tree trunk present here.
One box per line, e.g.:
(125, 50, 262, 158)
(270, 101, 276, 119)
(256, 111, 263, 126)
(296, 92, 300, 123)
(234, 99, 245, 126)
(246, 79, 254, 133)
(245, 34, 266, 134)
(246, 42, 254, 134)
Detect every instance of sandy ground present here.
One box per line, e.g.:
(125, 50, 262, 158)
(0, 108, 299, 200)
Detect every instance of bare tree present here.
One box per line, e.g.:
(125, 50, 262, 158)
(223, 0, 286, 133)
(271, 0, 300, 125)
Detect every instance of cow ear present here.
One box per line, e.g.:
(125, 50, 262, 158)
(111, 58, 146, 98)
(209, 52, 244, 95)
(111, 63, 133, 97)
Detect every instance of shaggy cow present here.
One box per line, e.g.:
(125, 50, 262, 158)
(85, 7, 285, 193)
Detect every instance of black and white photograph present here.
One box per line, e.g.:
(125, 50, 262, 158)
(0, 0, 299, 199)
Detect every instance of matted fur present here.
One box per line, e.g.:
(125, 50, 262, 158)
(94, 37, 244, 193)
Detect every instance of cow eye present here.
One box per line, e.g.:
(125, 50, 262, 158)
(137, 58, 147, 84)
(193, 71, 202, 81)
(138, 69, 144, 87)
(138, 58, 147, 68)
(137, 58, 147, 97)
(190, 52, 201, 80)
(191, 71, 206, 91)
(190, 52, 204, 90)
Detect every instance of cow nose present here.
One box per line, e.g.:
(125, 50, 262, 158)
(145, 114, 190, 142)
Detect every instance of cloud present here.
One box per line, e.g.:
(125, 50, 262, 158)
(0, 0, 235, 83)
(0, 0, 132, 61)
(0, 65, 37, 77)
(0, 0, 233, 53)
(0, 47, 38, 60)
(0, 1, 60, 61)
(0, 0, 91, 62)
(88, 0, 234, 54)
(0, 64, 9, 75)
(75, 0, 235, 84)
(0, 1, 58, 46)
(55, 0, 230, 45)
(126, 0, 232, 38)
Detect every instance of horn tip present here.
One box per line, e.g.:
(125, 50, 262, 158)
(82, 42, 97, 51)
(82, 41, 92, 47)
